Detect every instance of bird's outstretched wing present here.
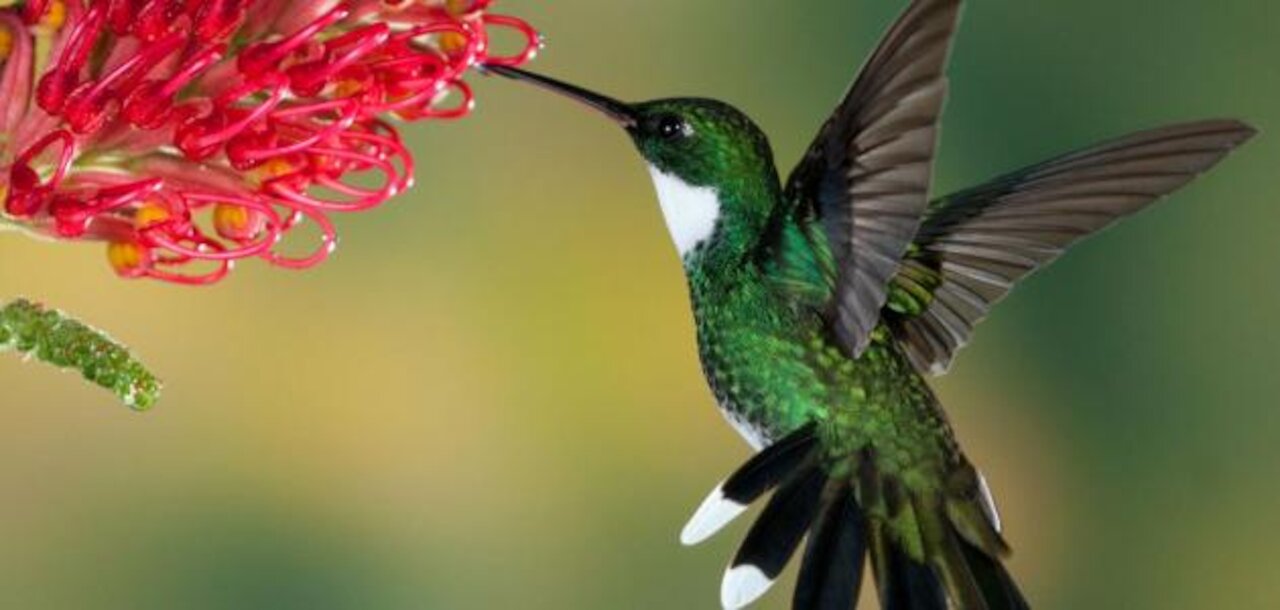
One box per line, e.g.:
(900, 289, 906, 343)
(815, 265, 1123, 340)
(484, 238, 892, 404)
(783, 0, 962, 359)
(887, 120, 1257, 374)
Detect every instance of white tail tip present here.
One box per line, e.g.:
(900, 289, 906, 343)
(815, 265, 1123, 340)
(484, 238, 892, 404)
(681, 485, 748, 546)
(720, 564, 773, 610)
(978, 471, 1003, 533)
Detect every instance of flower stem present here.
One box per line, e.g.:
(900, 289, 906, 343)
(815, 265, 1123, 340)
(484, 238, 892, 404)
(0, 299, 161, 410)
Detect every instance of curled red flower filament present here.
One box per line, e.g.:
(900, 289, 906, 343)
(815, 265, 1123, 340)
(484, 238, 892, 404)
(0, 0, 539, 284)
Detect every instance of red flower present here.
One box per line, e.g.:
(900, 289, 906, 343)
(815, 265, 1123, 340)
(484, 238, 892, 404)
(0, 0, 537, 284)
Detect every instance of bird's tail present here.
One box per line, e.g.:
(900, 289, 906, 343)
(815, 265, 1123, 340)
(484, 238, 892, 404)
(681, 424, 1028, 610)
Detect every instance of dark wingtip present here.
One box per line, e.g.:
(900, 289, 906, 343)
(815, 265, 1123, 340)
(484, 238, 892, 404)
(1188, 118, 1260, 147)
(1230, 119, 1260, 144)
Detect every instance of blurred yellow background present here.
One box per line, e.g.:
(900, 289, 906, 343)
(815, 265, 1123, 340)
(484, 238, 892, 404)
(2, 1, 1278, 608)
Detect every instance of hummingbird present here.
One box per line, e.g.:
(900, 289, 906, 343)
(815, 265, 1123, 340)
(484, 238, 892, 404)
(488, 0, 1254, 608)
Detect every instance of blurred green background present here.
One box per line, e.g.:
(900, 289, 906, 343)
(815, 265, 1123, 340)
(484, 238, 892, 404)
(2, 1, 1278, 608)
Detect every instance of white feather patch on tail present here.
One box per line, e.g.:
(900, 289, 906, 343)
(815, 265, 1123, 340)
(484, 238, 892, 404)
(681, 484, 749, 546)
(720, 564, 774, 610)
(977, 470, 1002, 533)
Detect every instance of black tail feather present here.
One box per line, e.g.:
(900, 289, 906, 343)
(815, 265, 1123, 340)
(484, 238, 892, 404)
(793, 484, 867, 610)
(719, 464, 827, 609)
(731, 466, 827, 580)
(872, 523, 948, 610)
(690, 430, 1029, 610)
(868, 516, 1029, 610)
(958, 537, 1030, 610)
(722, 423, 818, 505)
(681, 425, 819, 548)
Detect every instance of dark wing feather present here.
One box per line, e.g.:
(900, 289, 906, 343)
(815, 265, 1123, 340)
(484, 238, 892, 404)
(784, 0, 962, 358)
(893, 119, 1256, 374)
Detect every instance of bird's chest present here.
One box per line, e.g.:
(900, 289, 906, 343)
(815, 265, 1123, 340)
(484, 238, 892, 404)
(689, 293, 828, 450)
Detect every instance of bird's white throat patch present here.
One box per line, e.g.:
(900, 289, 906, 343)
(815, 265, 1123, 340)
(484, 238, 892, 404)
(645, 165, 721, 258)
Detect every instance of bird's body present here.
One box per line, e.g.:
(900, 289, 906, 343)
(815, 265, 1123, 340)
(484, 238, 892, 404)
(645, 108, 1004, 609)
(676, 181, 958, 495)
(488, 1, 1255, 608)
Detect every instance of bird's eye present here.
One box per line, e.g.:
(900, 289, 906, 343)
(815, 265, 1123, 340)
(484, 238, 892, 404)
(656, 114, 690, 140)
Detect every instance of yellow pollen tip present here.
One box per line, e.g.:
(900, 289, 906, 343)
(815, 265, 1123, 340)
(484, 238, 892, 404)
(0, 27, 12, 62)
(39, 1, 67, 31)
(107, 241, 148, 275)
(253, 157, 297, 182)
(334, 78, 365, 99)
(213, 203, 264, 240)
(438, 31, 468, 54)
(133, 203, 171, 230)
(444, 0, 471, 17)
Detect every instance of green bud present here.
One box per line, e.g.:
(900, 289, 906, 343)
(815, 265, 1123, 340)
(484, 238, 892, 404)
(0, 299, 162, 410)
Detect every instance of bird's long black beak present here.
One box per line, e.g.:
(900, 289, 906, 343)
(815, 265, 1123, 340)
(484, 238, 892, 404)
(485, 65, 639, 129)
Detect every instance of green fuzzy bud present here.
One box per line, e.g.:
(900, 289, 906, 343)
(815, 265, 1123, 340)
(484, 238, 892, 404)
(0, 299, 161, 410)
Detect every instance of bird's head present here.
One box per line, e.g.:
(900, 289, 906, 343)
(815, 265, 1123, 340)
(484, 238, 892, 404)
(488, 66, 781, 262)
